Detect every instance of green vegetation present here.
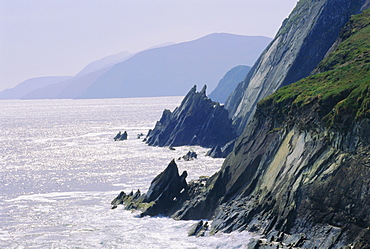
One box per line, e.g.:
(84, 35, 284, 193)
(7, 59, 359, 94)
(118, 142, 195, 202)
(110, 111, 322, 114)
(259, 9, 370, 129)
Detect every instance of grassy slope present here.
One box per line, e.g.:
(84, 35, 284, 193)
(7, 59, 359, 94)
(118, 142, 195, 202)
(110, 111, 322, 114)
(259, 9, 370, 130)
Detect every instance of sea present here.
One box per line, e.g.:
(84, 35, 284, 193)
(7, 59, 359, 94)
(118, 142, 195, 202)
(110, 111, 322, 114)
(0, 97, 255, 248)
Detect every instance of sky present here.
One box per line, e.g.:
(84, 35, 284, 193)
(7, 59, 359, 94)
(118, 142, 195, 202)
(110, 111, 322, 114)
(0, 0, 298, 92)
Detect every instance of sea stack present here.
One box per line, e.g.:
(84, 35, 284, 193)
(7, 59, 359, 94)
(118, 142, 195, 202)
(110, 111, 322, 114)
(146, 85, 236, 148)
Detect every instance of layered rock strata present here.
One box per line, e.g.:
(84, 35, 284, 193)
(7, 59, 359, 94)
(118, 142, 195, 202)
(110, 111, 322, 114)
(113, 3, 370, 248)
(171, 9, 370, 248)
(225, 0, 369, 134)
(208, 65, 250, 104)
(114, 9, 370, 248)
(111, 159, 208, 218)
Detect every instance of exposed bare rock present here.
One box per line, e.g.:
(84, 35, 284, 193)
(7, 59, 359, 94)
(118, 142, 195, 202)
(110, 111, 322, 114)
(146, 85, 236, 148)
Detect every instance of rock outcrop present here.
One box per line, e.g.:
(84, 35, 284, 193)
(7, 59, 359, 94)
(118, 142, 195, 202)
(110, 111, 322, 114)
(208, 65, 250, 104)
(170, 9, 370, 248)
(179, 151, 197, 161)
(225, 0, 369, 134)
(206, 139, 235, 158)
(111, 159, 190, 217)
(114, 131, 127, 141)
(146, 85, 236, 148)
(187, 220, 209, 237)
(113, 2, 370, 248)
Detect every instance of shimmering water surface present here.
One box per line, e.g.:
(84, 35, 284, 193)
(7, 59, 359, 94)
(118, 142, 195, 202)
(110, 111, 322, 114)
(0, 97, 254, 248)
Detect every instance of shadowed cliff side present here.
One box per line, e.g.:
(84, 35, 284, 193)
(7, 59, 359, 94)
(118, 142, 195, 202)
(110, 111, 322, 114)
(172, 9, 370, 248)
(208, 65, 251, 104)
(112, 3, 370, 248)
(145, 85, 236, 148)
(225, 0, 369, 135)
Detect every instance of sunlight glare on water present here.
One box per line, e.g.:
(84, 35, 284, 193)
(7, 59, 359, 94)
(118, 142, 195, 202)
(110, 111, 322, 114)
(0, 97, 255, 248)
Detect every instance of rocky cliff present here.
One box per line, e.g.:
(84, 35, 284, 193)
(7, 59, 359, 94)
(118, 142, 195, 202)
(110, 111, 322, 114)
(146, 85, 236, 148)
(225, 0, 369, 134)
(112, 2, 370, 248)
(171, 9, 370, 248)
(208, 65, 250, 104)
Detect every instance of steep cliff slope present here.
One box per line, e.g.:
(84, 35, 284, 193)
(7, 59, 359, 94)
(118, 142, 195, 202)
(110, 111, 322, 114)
(208, 65, 250, 103)
(146, 85, 236, 148)
(225, 0, 369, 134)
(172, 9, 370, 248)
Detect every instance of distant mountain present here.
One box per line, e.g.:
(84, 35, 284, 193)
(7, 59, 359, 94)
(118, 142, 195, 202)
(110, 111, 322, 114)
(22, 67, 112, 99)
(78, 33, 271, 99)
(208, 65, 250, 103)
(0, 51, 133, 100)
(75, 51, 132, 76)
(0, 76, 72, 99)
(1, 33, 271, 100)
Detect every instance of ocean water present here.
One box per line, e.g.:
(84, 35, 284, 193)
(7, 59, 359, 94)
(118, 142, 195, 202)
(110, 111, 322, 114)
(0, 97, 255, 248)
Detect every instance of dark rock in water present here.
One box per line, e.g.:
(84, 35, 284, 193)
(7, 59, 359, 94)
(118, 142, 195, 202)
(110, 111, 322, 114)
(206, 139, 235, 158)
(114, 131, 128, 141)
(188, 220, 209, 237)
(146, 85, 236, 148)
(179, 151, 197, 161)
(111, 191, 126, 208)
(246, 238, 262, 249)
(142, 159, 188, 217)
(145, 159, 183, 202)
(137, 133, 144, 139)
(205, 145, 222, 158)
(110, 189, 147, 211)
(111, 160, 190, 217)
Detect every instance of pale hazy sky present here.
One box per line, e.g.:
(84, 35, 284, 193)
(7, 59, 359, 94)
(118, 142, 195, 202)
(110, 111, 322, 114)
(0, 0, 298, 91)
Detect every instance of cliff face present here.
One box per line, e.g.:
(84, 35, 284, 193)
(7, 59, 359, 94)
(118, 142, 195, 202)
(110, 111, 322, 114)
(208, 65, 251, 104)
(225, 0, 368, 134)
(146, 85, 236, 148)
(172, 9, 370, 248)
(112, 2, 370, 248)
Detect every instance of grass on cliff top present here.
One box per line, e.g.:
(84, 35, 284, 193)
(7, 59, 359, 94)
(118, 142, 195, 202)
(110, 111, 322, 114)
(259, 9, 370, 127)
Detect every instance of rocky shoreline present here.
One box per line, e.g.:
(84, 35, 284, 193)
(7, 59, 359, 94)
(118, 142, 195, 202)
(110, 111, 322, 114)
(111, 2, 370, 248)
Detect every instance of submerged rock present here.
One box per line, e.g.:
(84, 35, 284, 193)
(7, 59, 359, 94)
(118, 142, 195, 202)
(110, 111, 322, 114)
(146, 85, 236, 148)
